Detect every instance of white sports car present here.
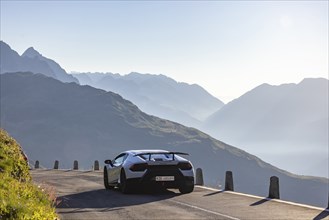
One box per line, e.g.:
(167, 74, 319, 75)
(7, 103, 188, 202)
(103, 149, 195, 194)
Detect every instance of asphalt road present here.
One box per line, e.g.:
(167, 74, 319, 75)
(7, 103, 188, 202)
(31, 169, 329, 220)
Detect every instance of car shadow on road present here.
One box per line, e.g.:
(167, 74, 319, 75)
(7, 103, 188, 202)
(56, 188, 178, 211)
(56, 207, 125, 215)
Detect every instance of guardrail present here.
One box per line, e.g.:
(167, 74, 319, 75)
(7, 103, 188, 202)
(196, 169, 280, 199)
(33, 160, 329, 208)
(34, 160, 101, 171)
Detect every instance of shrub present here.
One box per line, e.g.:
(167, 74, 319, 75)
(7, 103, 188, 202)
(0, 129, 58, 219)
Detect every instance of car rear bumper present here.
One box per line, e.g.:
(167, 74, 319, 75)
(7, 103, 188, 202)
(126, 165, 194, 189)
(126, 176, 194, 188)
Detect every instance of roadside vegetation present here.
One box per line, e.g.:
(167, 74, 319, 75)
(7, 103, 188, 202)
(0, 129, 58, 219)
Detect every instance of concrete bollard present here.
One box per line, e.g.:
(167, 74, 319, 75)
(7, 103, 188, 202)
(225, 171, 234, 191)
(54, 160, 59, 169)
(195, 168, 204, 186)
(268, 176, 280, 199)
(34, 160, 39, 169)
(94, 160, 99, 171)
(73, 160, 79, 170)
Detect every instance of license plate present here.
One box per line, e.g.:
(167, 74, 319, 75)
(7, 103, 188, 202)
(155, 176, 175, 181)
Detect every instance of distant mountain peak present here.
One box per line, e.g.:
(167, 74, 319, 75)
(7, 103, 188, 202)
(299, 77, 328, 85)
(1, 41, 79, 83)
(22, 47, 42, 59)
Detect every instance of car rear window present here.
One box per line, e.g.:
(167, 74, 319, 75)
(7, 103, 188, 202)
(139, 153, 172, 161)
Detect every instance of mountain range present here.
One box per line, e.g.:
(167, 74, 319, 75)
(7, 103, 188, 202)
(0, 72, 328, 208)
(72, 72, 224, 128)
(0, 41, 78, 83)
(73, 72, 328, 177)
(1, 41, 328, 178)
(203, 79, 329, 177)
(0, 40, 223, 129)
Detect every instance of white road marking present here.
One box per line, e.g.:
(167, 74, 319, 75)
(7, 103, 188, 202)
(170, 200, 240, 220)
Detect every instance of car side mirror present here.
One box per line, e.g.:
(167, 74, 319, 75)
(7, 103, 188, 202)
(104, 160, 113, 166)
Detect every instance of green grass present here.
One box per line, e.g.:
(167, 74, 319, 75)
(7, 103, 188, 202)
(0, 129, 58, 219)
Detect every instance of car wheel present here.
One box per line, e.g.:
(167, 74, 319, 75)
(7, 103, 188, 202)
(179, 181, 194, 194)
(103, 166, 113, 190)
(120, 169, 132, 194)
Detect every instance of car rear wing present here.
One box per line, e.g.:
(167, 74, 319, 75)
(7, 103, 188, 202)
(134, 152, 189, 161)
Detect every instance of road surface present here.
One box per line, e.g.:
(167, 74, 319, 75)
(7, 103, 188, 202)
(31, 169, 329, 220)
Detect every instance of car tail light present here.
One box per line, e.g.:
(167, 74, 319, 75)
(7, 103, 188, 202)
(129, 163, 148, 172)
(178, 162, 192, 170)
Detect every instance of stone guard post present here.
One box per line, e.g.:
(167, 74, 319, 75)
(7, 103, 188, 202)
(54, 160, 59, 169)
(34, 160, 39, 169)
(225, 171, 234, 191)
(73, 160, 79, 170)
(94, 160, 99, 171)
(195, 168, 204, 186)
(268, 176, 280, 199)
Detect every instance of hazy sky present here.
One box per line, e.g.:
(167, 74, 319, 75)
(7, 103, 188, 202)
(1, 1, 328, 102)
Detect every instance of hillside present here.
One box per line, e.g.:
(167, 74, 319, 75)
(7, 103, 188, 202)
(0, 129, 57, 219)
(72, 72, 224, 128)
(203, 79, 329, 177)
(0, 41, 78, 83)
(0, 72, 328, 208)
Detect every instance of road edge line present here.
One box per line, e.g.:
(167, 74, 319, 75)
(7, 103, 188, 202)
(170, 200, 240, 220)
(195, 185, 328, 212)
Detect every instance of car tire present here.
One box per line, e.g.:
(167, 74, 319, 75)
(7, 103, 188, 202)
(120, 169, 132, 194)
(179, 181, 194, 194)
(103, 166, 113, 190)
